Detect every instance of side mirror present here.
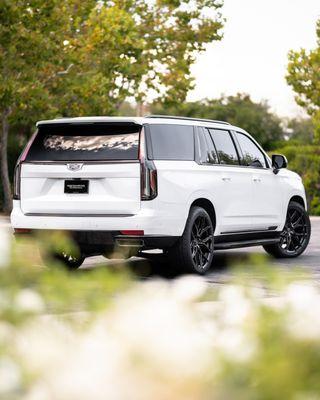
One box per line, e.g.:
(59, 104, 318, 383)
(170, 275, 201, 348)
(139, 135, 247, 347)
(272, 154, 287, 174)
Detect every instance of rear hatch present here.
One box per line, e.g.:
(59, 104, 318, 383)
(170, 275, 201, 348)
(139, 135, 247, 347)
(21, 122, 141, 216)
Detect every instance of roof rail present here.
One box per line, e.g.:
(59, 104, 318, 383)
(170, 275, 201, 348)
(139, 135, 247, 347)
(145, 114, 230, 126)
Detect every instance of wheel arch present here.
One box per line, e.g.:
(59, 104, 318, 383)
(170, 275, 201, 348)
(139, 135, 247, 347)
(189, 198, 216, 231)
(289, 195, 305, 209)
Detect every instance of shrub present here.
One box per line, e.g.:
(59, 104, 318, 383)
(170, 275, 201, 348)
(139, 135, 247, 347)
(272, 144, 320, 215)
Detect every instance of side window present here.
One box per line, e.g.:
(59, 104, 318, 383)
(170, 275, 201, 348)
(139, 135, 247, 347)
(197, 128, 218, 164)
(235, 132, 267, 168)
(148, 124, 194, 160)
(209, 129, 239, 165)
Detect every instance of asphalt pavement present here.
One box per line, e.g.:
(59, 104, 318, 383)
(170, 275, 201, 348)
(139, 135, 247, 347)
(82, 216, 320, 281)
(2, 216, 319, 281)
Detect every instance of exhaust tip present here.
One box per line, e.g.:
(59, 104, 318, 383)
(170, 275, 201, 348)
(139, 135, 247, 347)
(116, 238, 144, 248)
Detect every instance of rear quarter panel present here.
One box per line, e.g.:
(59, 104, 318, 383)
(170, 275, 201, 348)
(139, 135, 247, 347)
(154, 160, 222, 235)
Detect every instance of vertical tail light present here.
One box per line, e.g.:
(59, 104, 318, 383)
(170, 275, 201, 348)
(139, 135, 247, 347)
(13, 131, 37, 200)
(13, 163, 21, 200)
(139, 128, 157, 201)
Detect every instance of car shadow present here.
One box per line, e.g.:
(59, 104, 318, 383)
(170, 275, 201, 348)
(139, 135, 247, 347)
(96, 250, 263, 279)
(81, 246, 314, 280)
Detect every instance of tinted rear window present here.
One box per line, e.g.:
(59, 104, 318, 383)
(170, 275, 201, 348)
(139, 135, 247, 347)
(26, 123, 140, 161)
(148, 124, 194, 160)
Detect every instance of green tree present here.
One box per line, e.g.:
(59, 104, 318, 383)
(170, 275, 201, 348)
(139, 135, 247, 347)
(151, 93, 285, 148)
(1, 0, 224, 213)
(287, 19, 320, 142)
(52, 0, 224, 115)
(284, 117, 314, 144)
(0, 0, 92, 212)
(272, 143, 320, 215)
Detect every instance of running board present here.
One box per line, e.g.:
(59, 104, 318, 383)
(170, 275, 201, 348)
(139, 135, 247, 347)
(214, 238, 280, 250)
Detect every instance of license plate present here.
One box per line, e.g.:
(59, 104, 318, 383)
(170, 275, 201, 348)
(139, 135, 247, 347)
(64, 180, 89, 194)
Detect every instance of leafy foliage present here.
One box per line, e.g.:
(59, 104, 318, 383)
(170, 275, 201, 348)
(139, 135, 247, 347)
(284, 117, 314, 143)
(0, 0, 225, 119)
(0, 0, 224, 211)
(271, 144, 320, 215)
(3, 232, 131, 318)
(287, 19, 320, 142)
(151, 93, 285, 149)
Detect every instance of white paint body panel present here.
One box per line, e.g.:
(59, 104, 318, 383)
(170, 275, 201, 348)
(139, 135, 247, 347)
(11, 116, 307, 238)
(20, 163, 141, 215)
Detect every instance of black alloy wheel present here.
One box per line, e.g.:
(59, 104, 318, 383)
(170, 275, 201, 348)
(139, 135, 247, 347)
(263, 201, 311, 258)
(190, 215, 214, 271)
(169, 206, 214, 274)
(53, 251, 85, 269)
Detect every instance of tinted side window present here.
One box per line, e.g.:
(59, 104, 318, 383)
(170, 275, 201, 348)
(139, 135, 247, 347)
(149, 124, 194, 160)
(204, 129, 219, 164)
(198, 128, 218, 164)
(236, 132, 266, 168)
(209, 129, 239, 165)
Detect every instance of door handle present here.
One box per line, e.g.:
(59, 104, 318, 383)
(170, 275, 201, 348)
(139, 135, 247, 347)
(222, 177, 231, 182)
(253, 178, 261, 182)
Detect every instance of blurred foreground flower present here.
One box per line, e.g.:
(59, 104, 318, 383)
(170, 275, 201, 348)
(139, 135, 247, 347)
(1, 231, 320, 399)
(5, 277, 320, 400)
(0, 227, 10, 268)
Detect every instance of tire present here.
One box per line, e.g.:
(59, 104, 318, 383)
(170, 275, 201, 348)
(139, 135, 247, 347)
(263, 201, 311, 258)
(47, 251, 85, 270)
(169, 206, 214, 274)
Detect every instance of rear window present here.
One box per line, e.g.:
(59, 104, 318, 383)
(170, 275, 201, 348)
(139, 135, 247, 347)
(25, 123, 140, 161)
(148, 124, 194, 160)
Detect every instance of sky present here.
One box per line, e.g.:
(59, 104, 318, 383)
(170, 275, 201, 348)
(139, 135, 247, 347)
(189, 0, 320, 117)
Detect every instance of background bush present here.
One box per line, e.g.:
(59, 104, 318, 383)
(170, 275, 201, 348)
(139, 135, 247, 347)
(272, 144, 320, 215)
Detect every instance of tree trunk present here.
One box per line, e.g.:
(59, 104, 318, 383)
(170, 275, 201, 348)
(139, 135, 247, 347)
(1, 109, 12, 214)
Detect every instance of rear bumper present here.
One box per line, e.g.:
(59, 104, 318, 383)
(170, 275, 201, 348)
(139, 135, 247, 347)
(14, 228, 179, 252)
(10, 200, 185, 237)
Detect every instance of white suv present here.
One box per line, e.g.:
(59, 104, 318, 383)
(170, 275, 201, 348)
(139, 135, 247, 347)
(11, 115, 311, 274)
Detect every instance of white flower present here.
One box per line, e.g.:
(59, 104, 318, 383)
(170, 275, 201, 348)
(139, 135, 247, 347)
(15, 289, 44, 313)
(0, 290, 10, 309)
(218, 285, 254, 327)
(63, 40, 70, 46)
(24, 383, 50, 400)
(215, 328, 257, 363)
(106, 285, 214, 378)
(0, 228, 11, 269)
(218, 284, 246, 304)
(284, 282, 320, 340)
(0, 321, 14, 343)
(172, 275, 207, 303)
(284, 282, 320, 311)
(0, 357, 21, 395)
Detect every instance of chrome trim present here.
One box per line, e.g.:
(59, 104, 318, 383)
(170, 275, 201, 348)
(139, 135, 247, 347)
(115, 239, 144, 247)
(196, 162, 271, 171)
(220, 227, 278, 235)
(24, 213, 135, 217)
(66, 163, 84, 171)
(22, 160, 139, 165)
